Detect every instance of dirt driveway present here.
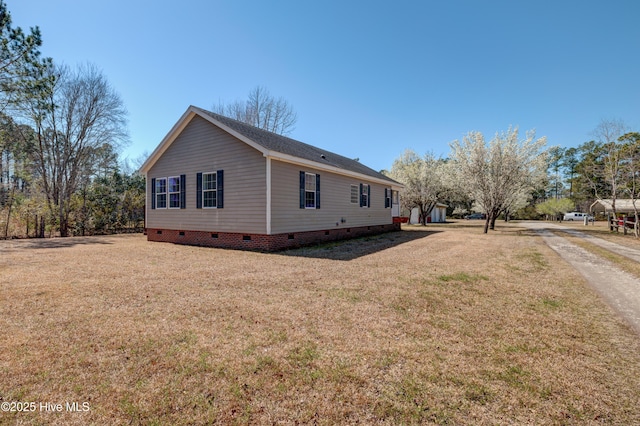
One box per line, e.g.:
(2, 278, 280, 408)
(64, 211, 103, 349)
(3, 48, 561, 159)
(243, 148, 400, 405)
(521, 221, 640, 334)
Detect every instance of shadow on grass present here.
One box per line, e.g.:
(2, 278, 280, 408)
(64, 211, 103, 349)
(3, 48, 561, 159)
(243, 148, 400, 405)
(2, 236, 115, 250)
(428, 220, 567, 239)
(277, 229, 441, 261)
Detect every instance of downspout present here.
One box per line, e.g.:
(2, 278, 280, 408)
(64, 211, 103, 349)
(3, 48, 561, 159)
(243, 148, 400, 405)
(144, 172, 148, 232)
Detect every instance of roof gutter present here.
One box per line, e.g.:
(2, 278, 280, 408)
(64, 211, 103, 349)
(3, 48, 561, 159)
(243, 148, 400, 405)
(264, 151, 403, 189)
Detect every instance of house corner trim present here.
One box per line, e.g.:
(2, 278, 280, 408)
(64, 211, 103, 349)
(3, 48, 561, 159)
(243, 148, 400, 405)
(266, 156, 272, 235)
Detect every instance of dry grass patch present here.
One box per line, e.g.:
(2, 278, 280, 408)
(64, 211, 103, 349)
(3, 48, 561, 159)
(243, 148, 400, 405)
(1, 225, 640, 424)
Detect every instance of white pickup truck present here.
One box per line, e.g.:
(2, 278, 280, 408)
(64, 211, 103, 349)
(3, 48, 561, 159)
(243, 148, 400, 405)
(563, 212, 594, 221)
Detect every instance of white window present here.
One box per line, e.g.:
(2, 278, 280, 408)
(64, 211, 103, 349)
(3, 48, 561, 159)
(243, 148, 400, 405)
(350, 184, 359, 204)
(361, 184, 369, 207)
(203, 172, 217, 208)
(168, 176, 181, 208)
(299, 171, 320, 209)
(305, 173, 316, 208)
(155, 178, 167, 209)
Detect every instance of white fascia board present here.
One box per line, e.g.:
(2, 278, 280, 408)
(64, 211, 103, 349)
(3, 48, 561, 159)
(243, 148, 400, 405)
(265, 151, 404, 189)
(144, 170, 148, 227)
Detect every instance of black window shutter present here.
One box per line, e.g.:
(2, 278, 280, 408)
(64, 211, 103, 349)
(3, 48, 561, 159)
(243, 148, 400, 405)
(359, 183, 364, 207)
(385, 188, 390, 208)
(299, 171, 305, 209)
(180, 174, 186, 209)
(315, 174, 320, 209)
(217, 170, 224, 208)
(151, 178, 156, 210)
(367, 185, 371, 208)
(196, 173, 202, 209)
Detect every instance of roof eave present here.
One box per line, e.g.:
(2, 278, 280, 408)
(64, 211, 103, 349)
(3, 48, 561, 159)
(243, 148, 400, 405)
(266, 151, 404, 189)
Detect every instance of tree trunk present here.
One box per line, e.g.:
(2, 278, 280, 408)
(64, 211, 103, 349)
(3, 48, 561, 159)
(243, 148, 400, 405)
(3, 184, 16, 238)
(58, 199, 69, 237)
(60, 217, 68, 237)
(489, 215, 498, 230)
(59, 215, 67, 237)
(420, 201, 437, 226)
(487, 209, 499, 231)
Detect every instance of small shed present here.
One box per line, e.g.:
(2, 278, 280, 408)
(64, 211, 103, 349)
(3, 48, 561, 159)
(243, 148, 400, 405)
(409, 203, 448, 224)
(591, 199, 640, 216)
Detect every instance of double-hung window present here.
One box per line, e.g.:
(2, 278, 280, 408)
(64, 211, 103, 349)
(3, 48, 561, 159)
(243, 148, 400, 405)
(168, 176, 181, 208)
(305, 173, 316, 208)
(299, 171, 320, 209)
(360, 183, 370, 208)
(203, 172, 217, 208)
(151, 175, 185, 210)
(155, 178, 167, 209)
(384, 188, 391, 208)
(196, 170, 224, 209)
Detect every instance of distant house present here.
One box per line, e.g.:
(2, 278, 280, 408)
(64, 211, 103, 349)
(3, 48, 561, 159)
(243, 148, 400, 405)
(140, 106, 404, 251)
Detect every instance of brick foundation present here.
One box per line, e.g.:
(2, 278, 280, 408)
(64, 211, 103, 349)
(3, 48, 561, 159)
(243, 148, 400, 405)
(146, 223, 401, 252)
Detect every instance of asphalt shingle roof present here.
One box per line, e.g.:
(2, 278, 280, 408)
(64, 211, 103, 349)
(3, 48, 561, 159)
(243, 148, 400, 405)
(194, 106, 398, 184)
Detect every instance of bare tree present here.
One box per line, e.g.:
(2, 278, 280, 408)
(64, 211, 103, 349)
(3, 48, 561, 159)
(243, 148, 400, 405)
(618, 132, 640, 236)
(588, 119, 629, 217)
(450, 127, 547, 233)
(22, 63, 128, 236)
(213, 86, 297, 135)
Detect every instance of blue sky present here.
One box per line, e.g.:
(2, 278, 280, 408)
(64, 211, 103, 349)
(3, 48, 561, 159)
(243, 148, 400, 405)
(10, 0, 640, 172)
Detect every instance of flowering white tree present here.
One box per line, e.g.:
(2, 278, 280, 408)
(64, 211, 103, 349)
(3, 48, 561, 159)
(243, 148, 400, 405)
(450, 127, 547, 233)
(387, 149, 449, 225)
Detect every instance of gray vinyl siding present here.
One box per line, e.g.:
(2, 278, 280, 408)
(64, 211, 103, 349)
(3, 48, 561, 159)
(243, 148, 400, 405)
(147, 116, 267, 234)
(270, 160, 392, 234)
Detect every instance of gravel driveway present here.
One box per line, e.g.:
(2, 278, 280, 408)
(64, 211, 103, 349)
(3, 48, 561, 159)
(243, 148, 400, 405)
(522, 221, 640, 335)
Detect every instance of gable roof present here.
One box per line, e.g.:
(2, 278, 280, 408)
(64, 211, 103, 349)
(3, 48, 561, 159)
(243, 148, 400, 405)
(140, 105, 401, 187)
(591, 199, 640, 213)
